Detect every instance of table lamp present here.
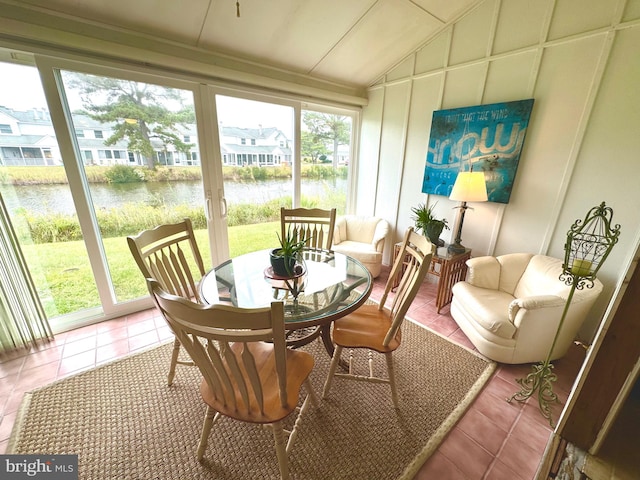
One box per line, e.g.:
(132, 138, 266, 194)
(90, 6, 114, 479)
(508, 201, 621, 425)
(447, 171, 488, 254)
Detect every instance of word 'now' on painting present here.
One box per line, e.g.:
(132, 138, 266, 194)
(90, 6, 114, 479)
(422, 99, 534, 204)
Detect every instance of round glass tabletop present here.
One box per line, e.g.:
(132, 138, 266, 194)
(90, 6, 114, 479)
(199, 248, 372, 329)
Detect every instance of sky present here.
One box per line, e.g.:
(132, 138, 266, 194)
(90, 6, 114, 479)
(215, 95, 294, 133)
(0, 63, 49, 110)
(0, 61, 294, 132)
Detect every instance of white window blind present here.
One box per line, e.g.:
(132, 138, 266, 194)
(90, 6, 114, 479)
(0, 192, 52, 352)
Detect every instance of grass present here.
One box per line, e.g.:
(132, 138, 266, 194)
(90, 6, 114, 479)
(23, 221, 281, 318)
(16, 193, 344, 244)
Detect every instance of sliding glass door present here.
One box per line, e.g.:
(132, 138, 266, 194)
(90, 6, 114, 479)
(215, 94, 295, 256)
(55, 69, 211, 306)
(1, 52, 215, 331)
(37, 58, 215, 330)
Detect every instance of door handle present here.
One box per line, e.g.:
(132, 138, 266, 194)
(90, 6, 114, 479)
(219, 188, 227, 219)
(205, 196, 212, 222)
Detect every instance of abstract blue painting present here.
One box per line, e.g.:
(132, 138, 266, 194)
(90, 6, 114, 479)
(422, 99, 534, 204)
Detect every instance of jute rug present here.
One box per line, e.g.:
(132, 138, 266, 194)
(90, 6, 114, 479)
(8, 319, 495, 479)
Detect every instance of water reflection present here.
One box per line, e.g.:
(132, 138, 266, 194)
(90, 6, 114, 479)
(6, 178, 346, 215)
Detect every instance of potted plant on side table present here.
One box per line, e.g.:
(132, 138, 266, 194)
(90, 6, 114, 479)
(411, 202, 449, 247)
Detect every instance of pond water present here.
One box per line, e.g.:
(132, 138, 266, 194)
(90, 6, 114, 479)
(3, 178, 347, 216)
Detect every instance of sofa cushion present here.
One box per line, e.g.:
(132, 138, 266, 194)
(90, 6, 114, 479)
(466, 256, 501, 290)
(339, 216, 379, 245)
(513, 255, 565, 299)
(451, 283, 517, 339)
(333, 241, 381, 263)
(496, 253, 533, 294)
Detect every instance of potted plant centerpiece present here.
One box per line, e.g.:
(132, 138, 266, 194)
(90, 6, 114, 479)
(411, 202, 449, 247)
(270, 227, 307, 277)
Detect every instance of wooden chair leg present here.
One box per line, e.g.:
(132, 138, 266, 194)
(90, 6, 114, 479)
(197, 406, 217, 461)
(304, 378, 318, 408)
(167, 336, 181, 386)
(286, 387, 314, 454)
(322, 345, 343, 399)
(385, 352, 399, 410)
(272, 421, 289, 480)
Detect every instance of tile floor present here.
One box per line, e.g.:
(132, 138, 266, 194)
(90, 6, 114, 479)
(0, 265, 585, 479)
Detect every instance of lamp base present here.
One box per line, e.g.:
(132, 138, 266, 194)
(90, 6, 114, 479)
(447, 242, 466, 254)
(507, 359, 560, 427)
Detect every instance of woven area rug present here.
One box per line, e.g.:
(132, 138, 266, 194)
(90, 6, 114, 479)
(8, 319, 495, 480)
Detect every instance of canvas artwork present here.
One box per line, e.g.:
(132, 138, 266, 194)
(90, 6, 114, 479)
(422, 99, 534, 204)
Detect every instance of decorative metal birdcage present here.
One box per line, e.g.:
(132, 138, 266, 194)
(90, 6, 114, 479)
(508, 202, 621, 425)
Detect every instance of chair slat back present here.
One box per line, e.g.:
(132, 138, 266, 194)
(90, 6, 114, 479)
(128, 219, 206, 302)
(147, 279, 289, 413)
(281, 207, 337, 251)
(380, 227, 433, 346)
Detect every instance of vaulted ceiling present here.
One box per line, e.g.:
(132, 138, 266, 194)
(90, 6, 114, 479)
(5, 0, 484, 88)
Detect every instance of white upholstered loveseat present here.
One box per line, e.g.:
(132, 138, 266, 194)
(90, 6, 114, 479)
(331, 215, 389, 278)
(450, 253, 603, 364)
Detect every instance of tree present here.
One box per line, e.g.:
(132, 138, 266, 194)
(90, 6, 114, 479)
(63, 72, 194, 169)
(302, 112, 351, 167)
(301, 130, 330, 163)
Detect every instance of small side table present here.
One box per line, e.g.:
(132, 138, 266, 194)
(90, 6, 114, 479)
(393, 243, 471, 313)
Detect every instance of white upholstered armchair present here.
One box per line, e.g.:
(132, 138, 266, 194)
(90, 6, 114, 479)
(331, 215, 389, 278)
(451, 253, 603, 364)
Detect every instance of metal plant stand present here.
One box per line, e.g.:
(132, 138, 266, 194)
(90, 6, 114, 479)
(508, 202, 621, 426)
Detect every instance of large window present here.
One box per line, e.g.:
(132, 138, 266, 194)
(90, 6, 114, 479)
(301, 107, 353, 212)
(0, 47, 359, 331)
(213, 93, 357, 258)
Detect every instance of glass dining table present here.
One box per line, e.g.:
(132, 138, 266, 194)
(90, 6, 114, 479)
(199, 248, 372, 356)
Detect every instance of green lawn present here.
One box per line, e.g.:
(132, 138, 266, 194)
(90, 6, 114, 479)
(23, 221, 281, 318)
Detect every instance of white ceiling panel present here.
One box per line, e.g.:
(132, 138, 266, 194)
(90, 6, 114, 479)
(198, 0, 377, 74)
(3, 0, 486, 87)
(16, 0, 211, 46)
(412, 0, 480, 21)
(311, 0, 444, 84)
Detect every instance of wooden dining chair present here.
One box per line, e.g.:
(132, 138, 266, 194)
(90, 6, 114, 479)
(127, 218, 206, 385)
(280, 207, 336, 251)
(322, 227, 433, 409)
(147, 278, 317, 480)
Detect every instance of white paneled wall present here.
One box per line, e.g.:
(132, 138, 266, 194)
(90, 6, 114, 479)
(399, 75, 444, 237)
(359, 0, 640, 341)
(356, 89, 384, 216)
(376, 84, 411, 221)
